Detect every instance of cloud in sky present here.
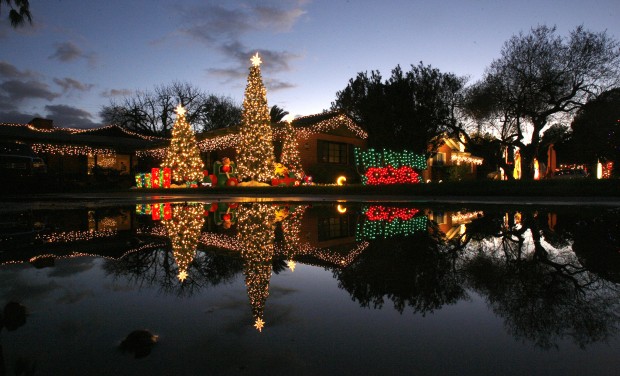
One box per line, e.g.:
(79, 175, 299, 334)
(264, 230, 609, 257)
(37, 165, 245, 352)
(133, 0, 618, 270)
(0, 110, 40, 123)
(0, 79, 60, 103)
(100, 88, 133, 98)
(48, 41, 96, 65)
(179, 2, 304, 89)
(180, 2, 305, 43)
(0, 60, 38, 79)
(44, 104, 98, 128)
(54, 77, 94, 93)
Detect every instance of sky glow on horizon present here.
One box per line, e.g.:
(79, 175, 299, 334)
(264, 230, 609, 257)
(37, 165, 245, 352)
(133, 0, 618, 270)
(0, 0, 618, 128)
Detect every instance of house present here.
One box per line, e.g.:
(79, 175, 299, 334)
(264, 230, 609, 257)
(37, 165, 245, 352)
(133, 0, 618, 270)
(422, 137, 483, 182)
(0, 120, 166, 179)
(189, 110, 368, 184)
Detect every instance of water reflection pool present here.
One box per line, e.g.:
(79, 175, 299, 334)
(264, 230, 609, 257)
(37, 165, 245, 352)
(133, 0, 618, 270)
(0, 201, 619, 375)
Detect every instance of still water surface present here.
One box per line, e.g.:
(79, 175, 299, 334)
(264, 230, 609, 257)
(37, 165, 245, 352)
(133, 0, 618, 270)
(0, 201, 619, 375)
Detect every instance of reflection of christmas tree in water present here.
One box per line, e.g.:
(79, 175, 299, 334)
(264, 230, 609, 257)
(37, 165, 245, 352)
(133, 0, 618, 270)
(276, 205, 308, 272)
(237, 203, 277, 332)
(163, 204, 205, 282)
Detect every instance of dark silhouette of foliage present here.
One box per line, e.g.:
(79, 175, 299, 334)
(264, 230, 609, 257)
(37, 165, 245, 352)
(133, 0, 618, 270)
(570, 88, 620, 174)
(269, 105, 289, 123)
(332, 63, 467, 154)
(466, 25, 620, 179)
(1, 0, 31, 28)
(100, 82, 241, 137)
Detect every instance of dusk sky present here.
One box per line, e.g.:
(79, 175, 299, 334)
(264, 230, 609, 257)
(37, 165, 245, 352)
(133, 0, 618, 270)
(1, 0, 619, 128)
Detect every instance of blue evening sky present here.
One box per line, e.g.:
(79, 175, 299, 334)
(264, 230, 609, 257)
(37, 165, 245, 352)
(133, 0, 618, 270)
(1, 0, 618, 128)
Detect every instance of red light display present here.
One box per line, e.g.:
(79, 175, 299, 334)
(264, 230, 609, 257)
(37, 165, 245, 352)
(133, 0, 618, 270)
(364, 166, 421, 185)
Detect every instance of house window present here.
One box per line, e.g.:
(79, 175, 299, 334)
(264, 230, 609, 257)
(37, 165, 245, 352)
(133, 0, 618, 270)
(433, 152, 446, 166)
(318, 140, 348, 164)
(318, 215, 353, 241)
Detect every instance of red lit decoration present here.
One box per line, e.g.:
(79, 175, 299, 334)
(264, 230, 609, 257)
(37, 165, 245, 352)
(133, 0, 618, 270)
(152, 168, 160, 188)
(222, 165, 231, 173)
(365, 206, 420, 221)
(163, 167, 171, 188)
(163, 203, 172, 220)
(152, 203, 161, 220)
(226, 178, 239, 186)
(364, 166, 421, 185)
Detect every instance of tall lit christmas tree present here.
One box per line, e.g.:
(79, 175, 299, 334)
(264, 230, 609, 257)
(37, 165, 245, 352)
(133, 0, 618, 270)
(236, 53, 275, 182)
(279, 121, 304, 178)
(162, 104, 204, 184)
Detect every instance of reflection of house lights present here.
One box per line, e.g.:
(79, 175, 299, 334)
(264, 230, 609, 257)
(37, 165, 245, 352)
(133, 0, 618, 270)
(287, 260, 296, 272)
(36, 229, 117, 243)
(254, 317, 265, 332)
(451, 211, 484, 224)
(337, 204, 347, 214)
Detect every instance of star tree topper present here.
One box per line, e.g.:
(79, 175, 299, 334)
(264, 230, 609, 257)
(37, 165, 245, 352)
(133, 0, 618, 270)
(175, 104, 186, 116)
(254, 317, 265, 332)
(250, 52, 262, 67)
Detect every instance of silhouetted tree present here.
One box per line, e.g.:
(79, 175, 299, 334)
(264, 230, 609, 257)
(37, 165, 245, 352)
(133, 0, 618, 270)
(570, 88, 620, 175)
(269, 105, 289, 123)
(332, 63, 468, 154)
(100, 82, 241, 136)
(466, 25, 620, 179)
(1, 0, 31, 28)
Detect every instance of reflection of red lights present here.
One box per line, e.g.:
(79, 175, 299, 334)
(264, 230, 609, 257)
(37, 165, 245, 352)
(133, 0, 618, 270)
(365, 206, 420, 221)
(364, 166, 421, 185)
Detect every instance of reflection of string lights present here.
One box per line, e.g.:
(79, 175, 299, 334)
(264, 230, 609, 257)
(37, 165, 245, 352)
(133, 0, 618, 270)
(163, 204, 205, 282)
(451, 211, 484, 224)
(365, 206, 420, 221)
(24, 242, 165, 265)
(237, 203, 276, 332)
(357, 206, 426, 240)
(36, 229, 117, 243)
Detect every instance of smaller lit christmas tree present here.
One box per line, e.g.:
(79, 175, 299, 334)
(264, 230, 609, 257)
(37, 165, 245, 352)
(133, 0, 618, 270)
(279, 121, 304, 178)
(162, 104, 204, 184)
